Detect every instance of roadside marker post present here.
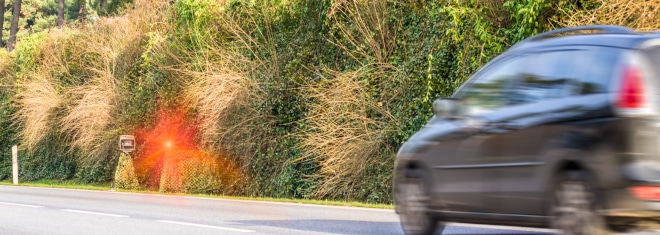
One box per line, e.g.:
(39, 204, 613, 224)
(12, 145, 18, 185)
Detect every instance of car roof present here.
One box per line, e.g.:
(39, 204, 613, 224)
(507, 25, 660, 53)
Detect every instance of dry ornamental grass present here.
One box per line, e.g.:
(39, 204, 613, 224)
(14, 75, 63, 148)
(558, 0, 660, 31)
(301, 68, 397, 199)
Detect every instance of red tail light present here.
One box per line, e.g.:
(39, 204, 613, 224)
(617, 66, 646, 109)
(629, 186, 660, 201)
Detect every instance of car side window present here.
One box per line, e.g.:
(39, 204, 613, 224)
(458, 49, 610, 116)
(459, 56, 523, 115)
(510, 51, 567, 104)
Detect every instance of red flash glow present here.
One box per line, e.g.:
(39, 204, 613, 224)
(133, 107, 240, 192)
(137, 108, 197, 153)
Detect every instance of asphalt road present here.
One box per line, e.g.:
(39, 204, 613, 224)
(0, 185, 556, 235)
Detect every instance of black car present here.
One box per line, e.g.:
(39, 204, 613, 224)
(393, 25, 660, 235)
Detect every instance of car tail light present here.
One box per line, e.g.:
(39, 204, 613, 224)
(617, 66, 646, 109)
(629, 186, 660, 201)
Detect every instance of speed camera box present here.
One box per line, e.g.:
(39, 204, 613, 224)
(119, 135, 135, 153)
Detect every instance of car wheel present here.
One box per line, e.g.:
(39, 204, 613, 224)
(397, 173, 441, 235)
(551, 171, 612, 235)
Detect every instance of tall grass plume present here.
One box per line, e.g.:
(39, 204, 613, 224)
(557, 0, 660, 30)
(301, 68, 397, 200)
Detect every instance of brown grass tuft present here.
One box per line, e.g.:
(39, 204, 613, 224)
(59, 0, 171, 158)
(328, 0, 394, 64)
(557, 0, 660, 31)
(14, 75, 64, 148)
(60, 75, 117, 155)
(13, 30, 70, 148)
(181, 53, 257, 146)
(300, 67, 397, 199)
(174, 3, 277, 168)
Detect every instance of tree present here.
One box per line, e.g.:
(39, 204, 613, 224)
(0, 0, 6, 47)
(57, 0, 64, 28)
(78, 0, 86, 24)
(99, 0, 107, 16)
(7, 0, 20, 51)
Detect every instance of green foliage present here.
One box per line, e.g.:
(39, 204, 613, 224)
(1, 0, 135, 46)
(0, 79, 16, 181)
(13, 31, 49, 72)
(103, 0, 133, 16)
(74, 141, 120, 183)
(116, 36, 161, 129)
(18, 133, 76, 181)
(504, 0, 553, 42)
(0, 49, 16, 181)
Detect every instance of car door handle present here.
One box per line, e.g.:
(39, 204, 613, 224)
(482, 122, 519, 134)
(482, 125, 507, 134)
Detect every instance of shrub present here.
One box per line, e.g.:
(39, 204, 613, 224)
(114, 153, 140, 190)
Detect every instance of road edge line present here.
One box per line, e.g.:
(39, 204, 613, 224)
(157, 220, 255, 233)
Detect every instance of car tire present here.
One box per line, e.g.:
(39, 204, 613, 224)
(551, 171, 612, 235)
(397, 171, 443, 235)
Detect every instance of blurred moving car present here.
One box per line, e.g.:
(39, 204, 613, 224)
(393, 25, 660, 235)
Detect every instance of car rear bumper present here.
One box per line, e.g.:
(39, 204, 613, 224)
(601, 210, 660, 230)
(601, 188, 660, 229)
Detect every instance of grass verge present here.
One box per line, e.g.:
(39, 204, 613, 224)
(0, 179, 112, 191)
(0, 180, 393, 210)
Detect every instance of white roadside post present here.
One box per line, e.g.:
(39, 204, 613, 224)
(12, 145, 18, 185)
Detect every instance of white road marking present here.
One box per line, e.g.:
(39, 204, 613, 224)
(157, 220, 255, 233)
(61, 209, 129, 218)
(448, 223, 556, 233)
(0, 202, 43, 208)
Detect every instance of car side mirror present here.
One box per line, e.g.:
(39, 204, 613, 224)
(432, 98, 460, 118)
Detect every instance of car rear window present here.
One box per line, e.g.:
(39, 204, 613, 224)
(580, 47, 621, 94)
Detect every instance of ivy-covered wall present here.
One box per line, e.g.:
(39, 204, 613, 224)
(0, 52, 16, 181)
